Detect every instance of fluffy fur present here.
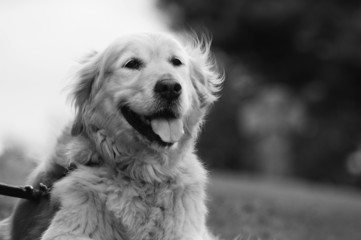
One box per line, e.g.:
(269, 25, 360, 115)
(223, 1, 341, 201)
(2, 32, 223, 240)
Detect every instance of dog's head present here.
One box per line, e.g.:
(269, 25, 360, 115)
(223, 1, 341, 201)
(70, 32, 223, 152)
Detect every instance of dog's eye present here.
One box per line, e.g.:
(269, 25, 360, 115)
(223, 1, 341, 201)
(170, 57, 183, 67)
(124, 58, 143, 70)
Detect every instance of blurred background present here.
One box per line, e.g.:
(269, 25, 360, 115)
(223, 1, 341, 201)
(157, 0, 361, 186)
(1, 1, 361, 239)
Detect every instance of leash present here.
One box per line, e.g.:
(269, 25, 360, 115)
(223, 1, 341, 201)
(0, 182, 50, 201)
(0, 162, 85, 201)
(0, 163, 77, 201)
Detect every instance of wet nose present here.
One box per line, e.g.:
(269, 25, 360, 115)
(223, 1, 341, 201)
(154, 79, 182, 100)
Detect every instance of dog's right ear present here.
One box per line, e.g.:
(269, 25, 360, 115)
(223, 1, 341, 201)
(70, 51, 100, 136)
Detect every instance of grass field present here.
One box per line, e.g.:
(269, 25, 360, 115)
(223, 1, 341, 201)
(207, 173, 361, 240)
(1, 171, 361, 240)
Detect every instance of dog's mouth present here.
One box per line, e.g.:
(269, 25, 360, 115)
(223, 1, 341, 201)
(120, 105, 184, 147)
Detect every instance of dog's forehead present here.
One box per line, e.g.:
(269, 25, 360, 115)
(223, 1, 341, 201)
(114, 34, 186, 58)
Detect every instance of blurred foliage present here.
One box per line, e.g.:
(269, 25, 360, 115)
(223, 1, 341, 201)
(158, 0, 361, 185)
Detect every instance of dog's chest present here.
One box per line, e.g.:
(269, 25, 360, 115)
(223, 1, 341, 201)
(105, 178, 199, 240)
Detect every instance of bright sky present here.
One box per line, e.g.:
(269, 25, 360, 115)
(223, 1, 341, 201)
(0, 0, 167, 159)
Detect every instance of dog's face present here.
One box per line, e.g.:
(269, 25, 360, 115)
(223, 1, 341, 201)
(71, 33, 222, 151)
(107, 34, 194, 147)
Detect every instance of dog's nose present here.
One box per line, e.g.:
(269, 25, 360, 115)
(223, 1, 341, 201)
(154, 79, 182, 100)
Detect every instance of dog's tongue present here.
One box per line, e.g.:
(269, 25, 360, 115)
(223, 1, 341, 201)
(151, 119, 184, 143)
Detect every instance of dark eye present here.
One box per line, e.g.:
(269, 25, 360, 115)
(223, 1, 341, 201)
(124, 58, 143, 70)
(170, 57, 183, 67)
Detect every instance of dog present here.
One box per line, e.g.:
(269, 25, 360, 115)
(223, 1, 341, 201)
(1, 32, 223, 240)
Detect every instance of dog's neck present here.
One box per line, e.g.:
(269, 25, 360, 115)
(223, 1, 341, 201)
(68, 125, 194, 183)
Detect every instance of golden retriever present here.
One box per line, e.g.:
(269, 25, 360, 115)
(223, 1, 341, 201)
(1, 32, 223, 240)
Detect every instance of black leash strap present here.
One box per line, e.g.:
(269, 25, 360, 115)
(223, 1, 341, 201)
(0, 183, 49, 201)
(0, 162, 77, 201)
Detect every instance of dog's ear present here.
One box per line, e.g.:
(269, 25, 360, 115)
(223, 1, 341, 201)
(187, 34, 224, 109)
(70, 51, 100, 136)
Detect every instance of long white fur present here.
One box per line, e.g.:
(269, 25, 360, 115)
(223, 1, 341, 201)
(12, 32, 223, 240)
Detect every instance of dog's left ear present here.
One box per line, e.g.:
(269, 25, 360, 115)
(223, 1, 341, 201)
(70, 51, 100, 136)
(187, 35, 224, 109)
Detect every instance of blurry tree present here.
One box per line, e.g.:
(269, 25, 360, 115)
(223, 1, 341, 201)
(239, 86, 306, 176)
(158, 0, 361, 184)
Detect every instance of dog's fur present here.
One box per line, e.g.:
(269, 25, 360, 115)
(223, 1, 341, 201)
(1, 32, 223, 240)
